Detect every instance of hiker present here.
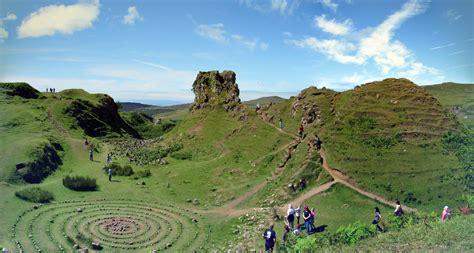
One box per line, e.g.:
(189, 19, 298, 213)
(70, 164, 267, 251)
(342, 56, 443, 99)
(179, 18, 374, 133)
(287, 204, 295, 229)
(393, 200, 404, 216)
(89, 149, 94, 161)
(441, 206, 451, 221)
(299, 178, 306, 190)
(295, 205, 301, 226)
(314, 135, 322, 150)
(372, 207, 383, 232)
(278, 118, 283, 129)
(106, 153, 112, 164)
(108, 168, 113, 182)
(256, 103, 261, 112)
(298, 124, 304, 140)
(303, 206, 312, 235)
(84, 138, 89, 146)
(309, 208, 316, 232)
(262, 224, 276, 252)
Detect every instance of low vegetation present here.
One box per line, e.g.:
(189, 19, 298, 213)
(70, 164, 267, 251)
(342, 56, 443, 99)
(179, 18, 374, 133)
(62, 175, 97, 191)
(15, 187, 54, 203)
(103, 163, 134, 176)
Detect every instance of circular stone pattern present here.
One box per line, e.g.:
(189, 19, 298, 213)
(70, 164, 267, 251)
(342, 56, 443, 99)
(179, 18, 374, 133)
(10, 199, 211, 252)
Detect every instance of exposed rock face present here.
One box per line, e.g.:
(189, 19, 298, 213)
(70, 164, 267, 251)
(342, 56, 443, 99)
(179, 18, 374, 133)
(0, 82, 40, 99)
(190, 71, 241, 112)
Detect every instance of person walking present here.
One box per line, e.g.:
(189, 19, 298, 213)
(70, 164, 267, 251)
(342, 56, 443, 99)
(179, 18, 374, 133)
(372, 207, 383, 232)
(287, 204, 295, 229)
(108, 168, 113, 182)
(441, 206, 451, 221)
(298, 124, 304, 140)
(393, 200, 404, 216)
(262, 224, 276, 252)
(106, 153, 112, 164)
(303, 206, 312, 235)
(278, 118, 283, 129)
(89, 149, 94, 161)
(295, 205, 301, 226)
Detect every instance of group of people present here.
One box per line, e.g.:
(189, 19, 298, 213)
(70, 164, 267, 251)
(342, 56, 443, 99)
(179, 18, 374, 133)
(46, 87, 56, 93)
(263, 200, 454, 252)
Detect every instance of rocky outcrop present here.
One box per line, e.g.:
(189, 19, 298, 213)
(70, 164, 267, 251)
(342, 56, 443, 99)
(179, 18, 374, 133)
(190, 70, 241, 111)
(190, 70, 248, 120)
(0, 82, 40, 99)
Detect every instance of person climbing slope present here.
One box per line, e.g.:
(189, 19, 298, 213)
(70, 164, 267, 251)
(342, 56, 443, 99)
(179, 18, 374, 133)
(262, 224, 276, 252)
(441, 206, 451, 221)
(298, 124, 304, 140)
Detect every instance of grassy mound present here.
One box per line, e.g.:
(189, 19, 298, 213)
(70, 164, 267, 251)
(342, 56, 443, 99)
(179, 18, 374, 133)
(0, 82, 40, 99)
(63, 175, 97, 191)
(15, 143, 63, 184)
(15, 187, 54, 203)
(120, 111, 176, 138)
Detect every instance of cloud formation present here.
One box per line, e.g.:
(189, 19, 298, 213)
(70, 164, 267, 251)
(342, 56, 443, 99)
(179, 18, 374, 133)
(195, 23, 268, 50)
(239, 0, 299, 14)
(314, 15, 352, 35)
(123, 6, 143, 25)
(319, 0, 338, 12)
(0, 13, 17, 41)
(291, 0, 436, 76)
(17, 0, 100, 38)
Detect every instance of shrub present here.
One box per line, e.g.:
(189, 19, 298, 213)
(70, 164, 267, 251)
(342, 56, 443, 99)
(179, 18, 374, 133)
(135, 169, 151, 178)
(171, 151, 192, 160)
(103, 163, 134, 176)
(15, 187, 54, 203)
(63, 175, 97, 191)
(333, 221, 376, 245)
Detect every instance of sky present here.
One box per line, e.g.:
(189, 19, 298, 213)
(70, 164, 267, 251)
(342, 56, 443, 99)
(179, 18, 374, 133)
(0, 0, 473, 105)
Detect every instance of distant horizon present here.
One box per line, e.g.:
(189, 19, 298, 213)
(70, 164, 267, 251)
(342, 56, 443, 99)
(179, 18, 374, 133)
(1, 0, 472, 103)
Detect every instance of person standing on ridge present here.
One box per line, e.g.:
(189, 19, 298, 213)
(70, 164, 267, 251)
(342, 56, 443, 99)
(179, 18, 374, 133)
(262, 224, 276, 252)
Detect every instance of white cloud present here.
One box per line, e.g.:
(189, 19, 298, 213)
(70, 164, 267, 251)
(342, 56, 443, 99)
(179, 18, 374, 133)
(17, 0, 100, 38)
(0, 13, 18, 42)
(314, 15, 352, 36)
(123, 6, 143, 25)
(195, 23, 227, 42)
(0, 27, 8, 41)
(292, 0, 437, 76)
(232, 34, 268, 50)
(239, 0, 299, 14)
(271, 0, 288, 13)
(319, 0, 338, 12)
(291, 37, 362, 64)
(445, 10, 462, 23)
(195, 23, 268, 51)
(430, 43, 455, 50)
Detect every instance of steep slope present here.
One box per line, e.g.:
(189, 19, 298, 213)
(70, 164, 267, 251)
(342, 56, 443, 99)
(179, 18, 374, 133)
(259, 78, 467, 210)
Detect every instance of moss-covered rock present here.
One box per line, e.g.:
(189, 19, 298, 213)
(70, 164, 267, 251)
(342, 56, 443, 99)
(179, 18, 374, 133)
(191, 70, 241, 111)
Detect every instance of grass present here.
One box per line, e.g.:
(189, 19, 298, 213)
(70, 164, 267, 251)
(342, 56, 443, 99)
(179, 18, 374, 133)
(0, 80, 472, 251)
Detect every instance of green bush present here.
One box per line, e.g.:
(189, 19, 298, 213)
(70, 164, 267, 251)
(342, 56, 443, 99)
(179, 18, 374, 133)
(171, 151, 192, 160)
(63, 175, 97, 191)
(135, 169, 151, 178)
(333, 221, 376, 245)
(15, 187, 54, 203)
(103, 163, 134, 176)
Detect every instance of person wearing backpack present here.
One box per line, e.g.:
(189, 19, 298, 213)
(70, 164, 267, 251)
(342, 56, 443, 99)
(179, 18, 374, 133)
(262, 224, 276, 252)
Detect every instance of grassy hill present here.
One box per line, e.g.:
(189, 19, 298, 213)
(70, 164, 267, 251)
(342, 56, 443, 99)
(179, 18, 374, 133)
(0, 78, 472, 252)
(425, 82, 474, 129)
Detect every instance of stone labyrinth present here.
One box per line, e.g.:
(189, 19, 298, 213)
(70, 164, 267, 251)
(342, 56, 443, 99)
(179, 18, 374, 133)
(10, 199, 210, 252)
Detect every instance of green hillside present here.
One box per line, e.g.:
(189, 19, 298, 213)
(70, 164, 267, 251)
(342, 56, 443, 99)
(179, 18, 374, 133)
(0, 76, 472, 252)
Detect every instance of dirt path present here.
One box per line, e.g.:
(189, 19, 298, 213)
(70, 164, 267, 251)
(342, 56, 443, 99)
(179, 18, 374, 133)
(317, 149, 417, 213)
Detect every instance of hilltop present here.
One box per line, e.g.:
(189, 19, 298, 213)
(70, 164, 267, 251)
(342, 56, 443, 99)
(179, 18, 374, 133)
(0, 75, 472, 252)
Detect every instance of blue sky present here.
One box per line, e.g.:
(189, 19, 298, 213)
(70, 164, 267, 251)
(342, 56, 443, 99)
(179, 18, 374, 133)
(0, 0, 472, 105)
